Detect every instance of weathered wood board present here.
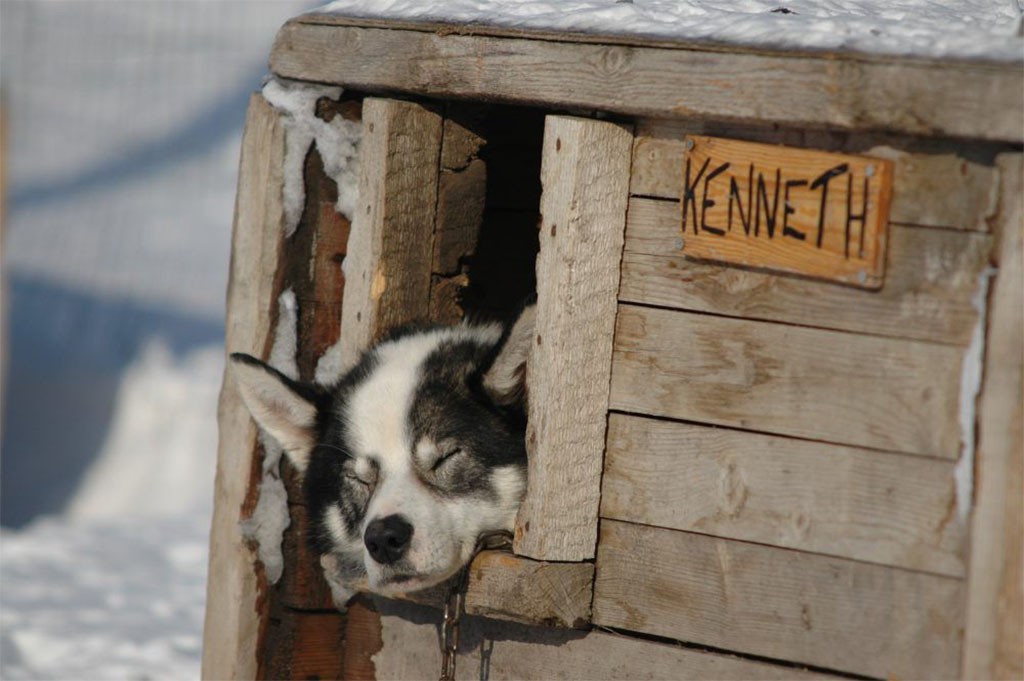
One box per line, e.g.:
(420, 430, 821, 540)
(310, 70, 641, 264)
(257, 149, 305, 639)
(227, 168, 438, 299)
(338, 97, 442, 367)
(373, 606, 836, 680)
(602, 414, 965, 576)
(867, 145, 999, 231)
(622, 196, 992, 345)
(272, 18, 1024, 142)
(593, 520, 964, 680)
(429, 106, 488, 324)
(433, 160, 485, 276)
(202, 93, 286, 681)
(277, 502, 335, 611)
(341, 601, 385, 680)
(261, 610, 345, 680)
(403, 552, 594, 628)
(963, 153, 1024, 681)
(513, 115, 633, 562)
(282, 141, 352, 383)
(464, 553, 593, 627)
(677, 135, 893, 288)
(631, 126, 1000, 232)
(610, 304, 963, 458)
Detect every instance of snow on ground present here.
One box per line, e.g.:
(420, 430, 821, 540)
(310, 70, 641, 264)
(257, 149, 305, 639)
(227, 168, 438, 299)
(65, 341, 222, 523)
(1, 342, 223, 680)
(1, 514, 210, 681)
(318, 0, 1024, 61)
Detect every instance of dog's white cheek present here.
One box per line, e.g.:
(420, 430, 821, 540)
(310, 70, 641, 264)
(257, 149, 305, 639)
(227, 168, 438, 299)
(404, 497, 460, 576)
(491, 465, 527, 520)
(420, 467, 527, 568)
(407, 521, 460, 578)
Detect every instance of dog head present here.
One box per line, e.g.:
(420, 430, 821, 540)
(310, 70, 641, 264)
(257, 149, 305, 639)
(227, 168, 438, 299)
(229, 306, 533, 600)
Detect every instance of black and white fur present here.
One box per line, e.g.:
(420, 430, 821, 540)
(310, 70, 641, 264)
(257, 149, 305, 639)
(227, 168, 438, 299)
(229, 306, 534, 605)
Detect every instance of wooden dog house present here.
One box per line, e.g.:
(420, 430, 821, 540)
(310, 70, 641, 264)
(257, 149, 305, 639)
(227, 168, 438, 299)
(203, 9, 1023, 680)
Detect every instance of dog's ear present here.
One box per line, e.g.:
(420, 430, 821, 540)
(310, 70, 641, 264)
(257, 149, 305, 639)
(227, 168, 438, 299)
(229, 353, 319, 473)
(482, 304, 535, 407)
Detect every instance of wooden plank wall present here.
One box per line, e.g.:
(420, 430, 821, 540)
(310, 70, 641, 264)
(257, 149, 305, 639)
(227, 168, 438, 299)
(373, 603, 834, 680)
(592, 119, 1004, 680)
(337, 97, 442, 369)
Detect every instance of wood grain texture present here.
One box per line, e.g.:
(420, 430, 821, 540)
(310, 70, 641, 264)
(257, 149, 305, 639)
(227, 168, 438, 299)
(593, 520, 964, 680)
(374, 607, 834, 680)
(202, 93, 285, 681)
(343, 600, 385, 681)
(432, 160, 485, 276)
(602, 414, 966, 576)
(278, 503, 335, 611)
(621, 196, 993, 345)
(338, 97, 442, 368)
(963, 153, 1024, 681)
(262, 609, 345, 681)
(513, 115, 633, 561)
(632, 133, 999, 231)
(675, 135, 893, 288)
(403, 552, 594, 628)
(428, 108, 488, 325)
(466, 553, 593, 627)
(610, 305, 963, 458)
(868, 145, 999, 230)
(440, 108, 486, 171)
(271, 20, 1023, 142)
(278, 142, 353, 504)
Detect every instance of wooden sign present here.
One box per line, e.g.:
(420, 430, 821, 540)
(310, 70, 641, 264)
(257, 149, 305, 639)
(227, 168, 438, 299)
(679, 135, 893, 288)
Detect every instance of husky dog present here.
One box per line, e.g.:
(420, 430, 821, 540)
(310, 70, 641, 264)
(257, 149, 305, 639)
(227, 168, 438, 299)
(229, 305, 534, 605)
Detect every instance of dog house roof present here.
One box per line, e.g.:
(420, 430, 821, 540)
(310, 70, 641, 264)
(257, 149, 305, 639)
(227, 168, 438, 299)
(312, 0, 1024, 62)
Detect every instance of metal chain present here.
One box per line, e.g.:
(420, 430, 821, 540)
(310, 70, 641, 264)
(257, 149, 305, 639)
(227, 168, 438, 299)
(439, 531, 513, 681)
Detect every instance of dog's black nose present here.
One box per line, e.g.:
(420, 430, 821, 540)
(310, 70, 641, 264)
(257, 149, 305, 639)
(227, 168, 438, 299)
(364, 515, 414, 564)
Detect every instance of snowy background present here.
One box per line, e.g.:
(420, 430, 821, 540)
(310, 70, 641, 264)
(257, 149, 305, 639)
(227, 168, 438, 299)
(1, 1, 1020, 679)
(1, 2, 307, 678)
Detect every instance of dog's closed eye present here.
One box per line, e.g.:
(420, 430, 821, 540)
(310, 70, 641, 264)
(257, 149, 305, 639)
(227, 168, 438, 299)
(345, 471, 373, 489)
(346, 458, 378, 490)
(431, 446, 462, 472)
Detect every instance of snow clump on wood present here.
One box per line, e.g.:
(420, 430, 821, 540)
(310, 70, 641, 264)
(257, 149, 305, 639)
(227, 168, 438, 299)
(262, 77, 362, 237)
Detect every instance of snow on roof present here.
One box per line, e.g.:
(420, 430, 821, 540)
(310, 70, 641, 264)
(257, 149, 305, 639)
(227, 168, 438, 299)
(316, 0, 1024, 62)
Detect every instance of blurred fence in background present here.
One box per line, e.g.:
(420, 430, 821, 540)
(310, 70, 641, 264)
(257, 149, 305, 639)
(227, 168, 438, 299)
(1, 0, 308, 527)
